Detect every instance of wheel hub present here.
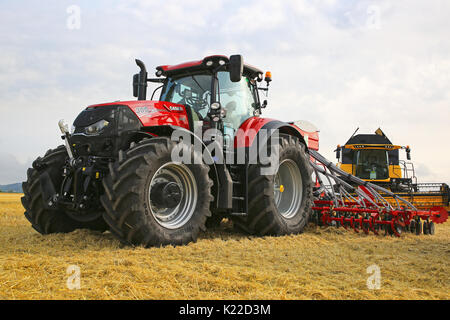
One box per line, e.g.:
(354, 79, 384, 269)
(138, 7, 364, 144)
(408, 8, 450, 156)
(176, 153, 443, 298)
(150, 181, 182, 208)
(273, 159, 303, 219)
(148, 163, 198, 229)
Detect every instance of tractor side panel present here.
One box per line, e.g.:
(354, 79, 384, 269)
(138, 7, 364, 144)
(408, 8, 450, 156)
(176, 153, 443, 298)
(127, 101, 191, 130)
(88, 100, 191, 130)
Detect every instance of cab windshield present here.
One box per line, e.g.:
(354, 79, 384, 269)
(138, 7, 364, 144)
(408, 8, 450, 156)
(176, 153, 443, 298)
(160, 71, 258, 131)
(160, 74, 212, 119)
(354, 149, 389, 180)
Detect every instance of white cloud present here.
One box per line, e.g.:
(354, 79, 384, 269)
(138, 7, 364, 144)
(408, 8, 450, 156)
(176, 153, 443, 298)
(0, 0, 449, 185)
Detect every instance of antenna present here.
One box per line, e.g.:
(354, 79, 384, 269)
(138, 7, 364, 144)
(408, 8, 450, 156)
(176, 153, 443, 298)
(349, 127, 359, 139)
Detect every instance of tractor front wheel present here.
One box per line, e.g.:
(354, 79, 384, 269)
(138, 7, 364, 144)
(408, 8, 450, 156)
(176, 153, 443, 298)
(100, 137, 214, 247)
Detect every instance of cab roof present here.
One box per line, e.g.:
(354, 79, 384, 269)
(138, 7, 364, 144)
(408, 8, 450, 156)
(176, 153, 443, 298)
(156, 55, 264, 80)
(345, 134, 393, 145)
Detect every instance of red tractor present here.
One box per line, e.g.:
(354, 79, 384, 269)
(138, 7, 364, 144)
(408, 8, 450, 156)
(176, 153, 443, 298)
(22, 55, 320, 247)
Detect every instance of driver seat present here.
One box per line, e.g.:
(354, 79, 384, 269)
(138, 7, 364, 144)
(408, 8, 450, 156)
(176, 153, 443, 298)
(191, 108, 200, 122)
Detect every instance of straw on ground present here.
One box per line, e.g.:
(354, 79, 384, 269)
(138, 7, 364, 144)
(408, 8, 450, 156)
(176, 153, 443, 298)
(0, 193, 448, 299)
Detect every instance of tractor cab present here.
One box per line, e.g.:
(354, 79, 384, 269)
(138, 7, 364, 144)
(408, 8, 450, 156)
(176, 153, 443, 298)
(160, 69, 258, 132)
(133, 55, 269, 139)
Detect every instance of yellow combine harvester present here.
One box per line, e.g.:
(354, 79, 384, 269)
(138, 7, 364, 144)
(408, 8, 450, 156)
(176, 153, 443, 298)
(335, 128, 450, 213)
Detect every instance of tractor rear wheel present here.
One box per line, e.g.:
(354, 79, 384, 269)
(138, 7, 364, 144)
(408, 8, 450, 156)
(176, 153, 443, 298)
(21, 146, 107, 234)
(100, 137, 213, 247)
(234, 134, 313, 236)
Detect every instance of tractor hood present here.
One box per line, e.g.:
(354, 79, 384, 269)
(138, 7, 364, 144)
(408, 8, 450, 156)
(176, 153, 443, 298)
(70, 100, 191, 158)
(87, 100, 191, 130)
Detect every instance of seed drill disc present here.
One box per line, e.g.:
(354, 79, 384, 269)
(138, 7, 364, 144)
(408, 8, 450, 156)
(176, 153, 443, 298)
(430, 206, 448, 224)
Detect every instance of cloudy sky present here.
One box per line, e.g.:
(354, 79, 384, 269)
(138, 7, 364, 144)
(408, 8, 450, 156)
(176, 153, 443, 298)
(0, 0, 449, 185)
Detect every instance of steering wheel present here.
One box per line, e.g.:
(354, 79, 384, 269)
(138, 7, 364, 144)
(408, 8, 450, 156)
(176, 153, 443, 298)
(186, 96, 208, 110)
(185, 96, 208, 120)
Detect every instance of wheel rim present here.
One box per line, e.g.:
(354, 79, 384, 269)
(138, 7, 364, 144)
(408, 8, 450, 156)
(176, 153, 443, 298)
(148, 162, 197, 229)
(273, 159, 303, 219)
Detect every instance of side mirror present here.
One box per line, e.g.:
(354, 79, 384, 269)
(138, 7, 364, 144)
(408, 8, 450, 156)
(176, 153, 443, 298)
(133, 74, 139, 98)
(261, 100, 267, 108)
(406, 149, 411, 160)
(229, 55, 243, 82)
(335, 145, 341, 160)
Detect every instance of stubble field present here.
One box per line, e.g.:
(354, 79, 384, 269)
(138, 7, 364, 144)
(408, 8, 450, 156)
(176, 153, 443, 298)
(0, 193, 448, 300)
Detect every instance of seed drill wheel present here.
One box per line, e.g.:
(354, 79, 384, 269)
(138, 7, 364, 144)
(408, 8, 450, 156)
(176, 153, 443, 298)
(101, 137, 213, 247)
(233, 134, 313, 236)
(428, 221, 435, 235)
(317, 211, 324, 226)
(335, 213, 341, 228)
(384, 215, 392, 236)
(415, 220, 422, 235)
(310, 211, 320, 225)
(423, 221, 429, 235)
(373, 221, 380, 232)
(409, 220, 416, 233)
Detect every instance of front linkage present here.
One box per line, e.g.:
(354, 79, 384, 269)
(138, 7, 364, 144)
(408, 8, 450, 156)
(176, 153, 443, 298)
(31, 120, 109, 223)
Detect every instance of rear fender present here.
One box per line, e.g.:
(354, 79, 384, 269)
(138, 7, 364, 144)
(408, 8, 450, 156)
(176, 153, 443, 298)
(235, 118, 309, 164)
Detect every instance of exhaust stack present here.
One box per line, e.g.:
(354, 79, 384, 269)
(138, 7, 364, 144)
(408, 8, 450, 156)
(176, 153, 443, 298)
(133, 59, 148, 100)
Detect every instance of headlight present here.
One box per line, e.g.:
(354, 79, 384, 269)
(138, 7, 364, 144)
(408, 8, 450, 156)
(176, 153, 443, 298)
(85, 119, 109, 135)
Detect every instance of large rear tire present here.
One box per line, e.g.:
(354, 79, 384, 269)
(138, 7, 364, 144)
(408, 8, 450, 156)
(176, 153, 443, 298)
(21, 146, 107, 234)
(100, 137, 214, 247)
(233, 134, 313, 236)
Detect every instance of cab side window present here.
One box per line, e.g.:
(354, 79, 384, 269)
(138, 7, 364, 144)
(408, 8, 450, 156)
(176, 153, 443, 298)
(217, 71, 257, 131)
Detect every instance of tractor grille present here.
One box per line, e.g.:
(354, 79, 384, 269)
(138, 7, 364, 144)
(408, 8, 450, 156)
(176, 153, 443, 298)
(71, 105, 141, 157)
